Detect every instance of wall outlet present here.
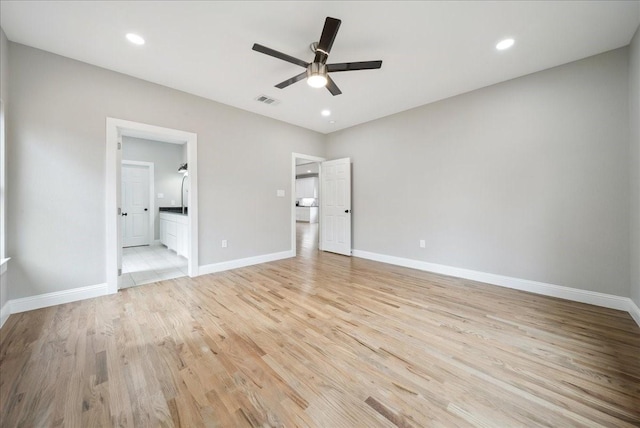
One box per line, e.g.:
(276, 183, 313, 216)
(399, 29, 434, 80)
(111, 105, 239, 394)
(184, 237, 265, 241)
(221, 239, 227, 248)
(419, 239, 426, 248)
(157, 193, 164, 199)
(170, 200, 176, 206)
(276, 189, 285, 197)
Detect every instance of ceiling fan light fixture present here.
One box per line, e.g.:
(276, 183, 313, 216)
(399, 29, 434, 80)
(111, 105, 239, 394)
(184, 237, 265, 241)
(307, 75, 327, 88)
(307, 63, 328, 88)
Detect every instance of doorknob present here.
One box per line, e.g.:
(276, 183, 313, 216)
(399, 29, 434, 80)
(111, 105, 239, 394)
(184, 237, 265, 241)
(345, 209, 350, 213)
(121, 212, 128, 216)
(144, 208, 148, 211)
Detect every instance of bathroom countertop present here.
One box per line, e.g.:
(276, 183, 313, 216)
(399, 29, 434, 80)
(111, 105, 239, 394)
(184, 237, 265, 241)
(159, 207, 188, 215)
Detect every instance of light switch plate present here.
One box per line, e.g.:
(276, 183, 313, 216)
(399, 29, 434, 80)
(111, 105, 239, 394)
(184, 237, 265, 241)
(276, 189, 285, 197)
(157, 193, 164, 198)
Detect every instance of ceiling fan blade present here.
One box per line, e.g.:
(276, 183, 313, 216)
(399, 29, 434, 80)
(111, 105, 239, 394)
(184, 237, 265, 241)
(275, 71, 307, 89)
(314, 17, 341, 63)
(252, 43, 309, 68)
(327, 60, 383, 72)
(326, 76, 342, 96)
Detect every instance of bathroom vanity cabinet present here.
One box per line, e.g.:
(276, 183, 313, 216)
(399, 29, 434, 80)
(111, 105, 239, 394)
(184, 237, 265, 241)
(159, 212, 189, 258)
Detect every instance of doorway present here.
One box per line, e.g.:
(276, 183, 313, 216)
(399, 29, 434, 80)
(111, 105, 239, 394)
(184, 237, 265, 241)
(106, 118, 198, 294)
(291, 153, 325, 256)
(291, 153, 353, 258)
(120, 140, 189, 288)
(295, 159, 321, 257)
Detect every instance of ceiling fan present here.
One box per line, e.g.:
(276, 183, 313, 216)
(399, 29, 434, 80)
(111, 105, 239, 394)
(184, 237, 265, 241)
(252, 17, 382, 96)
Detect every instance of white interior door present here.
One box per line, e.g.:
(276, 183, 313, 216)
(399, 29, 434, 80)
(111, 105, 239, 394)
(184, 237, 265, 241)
(321, 158, 351, 256)
(122, 163, 150, 247)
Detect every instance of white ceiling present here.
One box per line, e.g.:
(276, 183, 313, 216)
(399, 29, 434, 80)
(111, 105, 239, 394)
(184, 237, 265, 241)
(1, 1, 639, 134)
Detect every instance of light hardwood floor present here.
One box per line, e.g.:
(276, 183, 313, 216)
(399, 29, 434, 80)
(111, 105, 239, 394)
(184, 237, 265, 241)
(1, 223, 639, 427)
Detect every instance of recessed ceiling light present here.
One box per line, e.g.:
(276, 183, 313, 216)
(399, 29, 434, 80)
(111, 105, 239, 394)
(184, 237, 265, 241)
(126, 33, 145, 45)
(496, 38, 514, 50)
(321, 109, 331, 117)
(307, 170, 312, 173)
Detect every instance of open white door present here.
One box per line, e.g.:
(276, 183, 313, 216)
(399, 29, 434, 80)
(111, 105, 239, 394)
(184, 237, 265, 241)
(122, 163, 151, 247)
(321, 158, 351, 256)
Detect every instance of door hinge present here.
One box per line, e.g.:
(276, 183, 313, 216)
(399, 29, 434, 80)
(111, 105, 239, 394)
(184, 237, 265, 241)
(117, 142, 122, 150)
(117, 207, 122, 215)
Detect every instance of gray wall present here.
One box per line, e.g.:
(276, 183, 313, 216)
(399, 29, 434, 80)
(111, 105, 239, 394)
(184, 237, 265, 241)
(0, 28, 7, 103)
(0, 28, 8, 314)
(327, 48, 631, 297)
(122, 136, 185, 240)
(7, 42, 325, 299)
(630, 26, 640, 308)
(3, 34, 637, 305)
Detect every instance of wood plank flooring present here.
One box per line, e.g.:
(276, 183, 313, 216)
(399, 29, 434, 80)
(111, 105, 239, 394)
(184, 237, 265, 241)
(1, 223, 639, 427)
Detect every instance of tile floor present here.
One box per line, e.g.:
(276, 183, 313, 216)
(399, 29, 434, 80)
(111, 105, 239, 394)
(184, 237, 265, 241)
(121, 242, 188, 288)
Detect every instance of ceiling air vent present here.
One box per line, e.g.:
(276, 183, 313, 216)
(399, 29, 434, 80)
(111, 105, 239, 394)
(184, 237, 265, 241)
(255, 95, 280, 106)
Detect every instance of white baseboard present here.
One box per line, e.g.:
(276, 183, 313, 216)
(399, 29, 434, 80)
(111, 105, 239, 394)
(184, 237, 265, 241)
(0, 259, 10, 328)
(1, 250, 293, 326)
(0, 301, 10, 329)
(628, 299, 640, 326)
(2, 252, 636, 330)
(199, 250, 295, 276)
(353, 250, 640, 326)
(9, 283, 109, 315)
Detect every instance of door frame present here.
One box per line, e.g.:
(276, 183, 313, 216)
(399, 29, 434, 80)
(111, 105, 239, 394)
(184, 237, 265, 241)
(106, 118, 198, 294)
(121, 160, 154, 248)
(291, 152, 325, 254)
